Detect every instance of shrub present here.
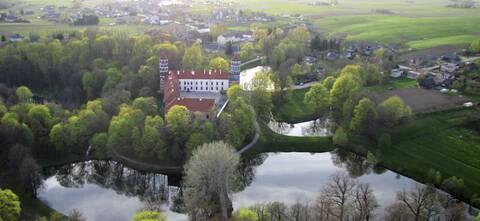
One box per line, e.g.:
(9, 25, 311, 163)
(427, 168, 442, 185)
(333, 127, 348, 146)
(367, 151, 377, 164)
(234, 208, 258, 221)
(377, 133, 391, 149)
(441, 176, 466, 197)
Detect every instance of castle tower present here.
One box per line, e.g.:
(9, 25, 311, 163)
(159, 54, 169, 76)
(230, 54, 241, 81)
(159, 54, 169, 92)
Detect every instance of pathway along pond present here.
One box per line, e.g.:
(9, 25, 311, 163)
(39, 150, 477, 221)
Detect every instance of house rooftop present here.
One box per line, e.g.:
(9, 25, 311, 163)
(169, 70, 230, 80)
(167, 97, 215, 113)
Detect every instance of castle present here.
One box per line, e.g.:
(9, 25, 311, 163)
(161, 55, 241, 118)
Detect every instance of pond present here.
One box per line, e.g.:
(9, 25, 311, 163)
(268, 118, 334, 136)
(39, 150, 472, 221)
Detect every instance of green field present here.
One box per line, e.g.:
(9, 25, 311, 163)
(235, 0, 480, 49)
(348, 108, 480, 204)
(272, 88, 317, 123)
(366, 78, 419, 92)
(316, 15, 480, 47)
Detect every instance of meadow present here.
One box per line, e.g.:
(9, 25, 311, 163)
(315, 15, 480, 48)
(236, 0, 480, 49)
(376, 108, 480, 199)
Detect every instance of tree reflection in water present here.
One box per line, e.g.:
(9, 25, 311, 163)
(43, 160, 180, 211)
(235, 153, 268, 192)
(268, 118, 334, 137)
(331, 149, 387, 178)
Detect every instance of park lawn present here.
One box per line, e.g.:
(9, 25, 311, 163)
(272, 88, 317, 123)
(315, 15, 480, 46)
(366, 78, 419, 92)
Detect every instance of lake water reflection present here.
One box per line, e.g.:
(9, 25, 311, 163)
(39, 151, 464, 221)
(268, 118, 334, 136)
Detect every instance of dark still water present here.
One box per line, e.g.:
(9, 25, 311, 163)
(39, 151, 471, 221)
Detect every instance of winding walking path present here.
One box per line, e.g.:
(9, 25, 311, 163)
(237, 120, 261, 154)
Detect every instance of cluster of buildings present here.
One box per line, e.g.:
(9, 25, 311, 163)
(161, 55, 241, 118)
(391, 53, 478, 89)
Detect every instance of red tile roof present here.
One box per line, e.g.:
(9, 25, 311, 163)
(163, 71, 218, 113)
(167, 97, 215, 113)
(169, 70, 230, 80)
(163, 74, 180, 109)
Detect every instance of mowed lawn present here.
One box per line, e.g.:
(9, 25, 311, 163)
(316, 15, 480, 47)
(272, 88, 317, 123)
(377, 108, 480, 198)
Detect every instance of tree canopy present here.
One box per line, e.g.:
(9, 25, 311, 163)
(377, 96, 411, 127)
(183, 141, 240, 220)
(0, 189, 21, 221)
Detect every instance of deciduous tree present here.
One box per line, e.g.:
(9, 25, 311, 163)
(0, 189, 21, 221)
(209, 57, 230, 72)
(377, 96, 411, 127)
(320, 172, 356, 221)
(182, 43, 203, 69)
(349, 98, 377, 133)
(16, 86, 33, 103)
(166, 105, 190, 144)
(330, 75, 361, 109)
(183, 141, 240, 220)
(304, 83, 330, 117)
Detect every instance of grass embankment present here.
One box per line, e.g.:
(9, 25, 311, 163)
(347, 107, 480, 204)
(272, 88, 316, 123)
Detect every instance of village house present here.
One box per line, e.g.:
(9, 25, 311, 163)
(440, 62, 461, 73)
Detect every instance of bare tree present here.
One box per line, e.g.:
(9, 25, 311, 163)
(445, 203, 466, 221)
(251, 203, 269, 221)
(384, 202, 413, 221)
(289, 201, 312, 221)
(353, 183, 378, 221)
(182, 141, 240, 221)
(266, 201, 287, 221)
(68, 209, 86, 221)
(321, 172, 356, 221)
(313, 193, 334, 221)
(396, 184, 441, 221)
